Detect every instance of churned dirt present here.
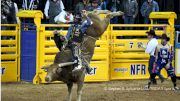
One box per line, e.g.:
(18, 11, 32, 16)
(2, 80, 180, 101)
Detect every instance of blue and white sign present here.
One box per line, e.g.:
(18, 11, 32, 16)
(130, 64, 146, 75)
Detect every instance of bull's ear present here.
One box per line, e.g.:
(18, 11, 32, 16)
(56, 67, 62, 73)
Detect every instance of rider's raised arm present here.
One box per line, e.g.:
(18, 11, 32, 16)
(66, 25, 74, 40)
(80, 17, 93, 33)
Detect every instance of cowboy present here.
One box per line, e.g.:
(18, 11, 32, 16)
(149, 34, 179, 90)
(54, 10, 93, 73)
(86, 0, 101, 11)
(122, 0, 138, 30)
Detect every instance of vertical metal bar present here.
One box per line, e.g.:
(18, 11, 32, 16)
(17, 24, 21, 81)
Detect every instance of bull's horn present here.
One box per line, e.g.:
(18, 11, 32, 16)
(58, 61, 77, 68)
(41, 65, 50, 69)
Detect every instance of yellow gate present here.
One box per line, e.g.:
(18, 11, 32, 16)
(110, 24, 170, 80)
(1, 24, 20, 82)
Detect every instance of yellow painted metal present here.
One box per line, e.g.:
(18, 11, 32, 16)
(16, 10, 43, 18)
(1, 40, 17, 45)
(16, 10, 43, 29)
(149, 12, 177, 20)
(112, 39, 161, 52)
(85, 61, 109, 82)
(1, 24, 20, 82)
(1, 47, 17, 52)
(111, 24, 168, 27)
(111, 53, 149, 59)
(1, 62, 19, 82)
(111, 30, 166, 36)
(1, 55, 17, 60)
(1, 31, 18, 36)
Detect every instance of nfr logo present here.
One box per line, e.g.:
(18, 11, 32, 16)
(1, 67, 5, 75)
(87, 67, 97, 75)
(130, 64, 146, 75)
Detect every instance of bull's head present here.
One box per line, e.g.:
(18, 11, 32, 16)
(42, 64, 62, 83)
(42, 61, 77, 83)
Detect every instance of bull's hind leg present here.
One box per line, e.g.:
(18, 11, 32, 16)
(77, 81, 84, 101)
(67, 82, 73, 101)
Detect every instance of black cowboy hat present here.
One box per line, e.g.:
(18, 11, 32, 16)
(74, 13, 82, 23)
(75, 13, 81, 18)
(146, 29, 157, 36)
(161, 33, 170, 41)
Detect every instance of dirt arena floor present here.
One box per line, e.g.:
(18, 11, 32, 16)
(2, 79, 180, 101)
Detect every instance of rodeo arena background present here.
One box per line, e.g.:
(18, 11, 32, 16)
(1, 0, 180, 101)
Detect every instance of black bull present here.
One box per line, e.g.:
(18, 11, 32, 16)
(42, 10, 124, 101)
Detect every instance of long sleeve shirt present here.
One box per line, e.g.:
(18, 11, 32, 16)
(80, 17, 93, 33)
(123, 0, 138, 17)
(140, 0, 159, 17)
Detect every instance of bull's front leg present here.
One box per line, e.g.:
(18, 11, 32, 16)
(77, 81, 84, 101)
(66, 82, 73, 101)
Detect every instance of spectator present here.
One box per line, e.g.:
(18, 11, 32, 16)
(1, 0, 18, 40)
(122, 0, 138, 30)
(75, 0, 89, 14)
(44, 0, 65, 24)
(140, 0, 159, 24)
(108, 0, 122, 24)
(6, 0, 19, 24)
(86, 0, 101, 11)
(54, 10, 74, 24)
(1, 0, 9, 30)
(99, 0, 107, 10)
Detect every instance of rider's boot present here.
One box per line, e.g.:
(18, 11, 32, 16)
(72, 64, 82, 72)
(72, 44, 83, 72)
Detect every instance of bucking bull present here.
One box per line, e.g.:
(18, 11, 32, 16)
(42, 10, 124, 101)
